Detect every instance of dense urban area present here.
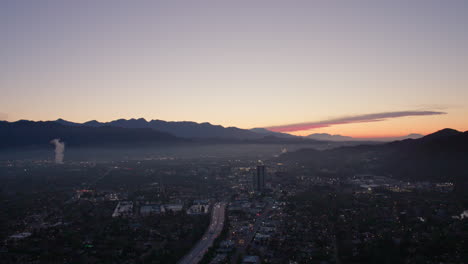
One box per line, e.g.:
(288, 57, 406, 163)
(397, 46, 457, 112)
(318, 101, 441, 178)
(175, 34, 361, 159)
(1, 143, 467, 264)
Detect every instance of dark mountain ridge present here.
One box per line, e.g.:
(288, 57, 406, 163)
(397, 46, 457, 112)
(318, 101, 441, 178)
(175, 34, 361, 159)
(279, 128, 468, 183)
(56, 118, 262, 139)
(1, 120, 330, 149)
(0, 120, 182, 149)
(249, 128, 297, 138)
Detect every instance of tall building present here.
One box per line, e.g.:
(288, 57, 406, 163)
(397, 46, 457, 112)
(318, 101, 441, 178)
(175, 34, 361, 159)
(157, 174, 166, 198)
(253, 165, 266, 192)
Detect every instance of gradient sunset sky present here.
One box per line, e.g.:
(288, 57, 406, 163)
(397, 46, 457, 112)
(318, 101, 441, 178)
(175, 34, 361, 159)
(2, 0, 468, 137)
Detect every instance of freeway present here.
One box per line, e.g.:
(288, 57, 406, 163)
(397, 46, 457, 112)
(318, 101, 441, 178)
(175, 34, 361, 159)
(178, 202, 226, 264)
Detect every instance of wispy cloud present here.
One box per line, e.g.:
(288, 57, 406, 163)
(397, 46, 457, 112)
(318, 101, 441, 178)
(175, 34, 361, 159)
(266, 111, 446, 132)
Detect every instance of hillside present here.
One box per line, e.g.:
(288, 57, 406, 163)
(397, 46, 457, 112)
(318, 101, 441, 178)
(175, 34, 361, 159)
(0, 120, 182, 149)
(279, 129, 468, 183)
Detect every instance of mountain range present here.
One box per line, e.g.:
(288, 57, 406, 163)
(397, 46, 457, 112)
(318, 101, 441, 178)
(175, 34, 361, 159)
(0, 120, 181, 149)
(0, 119, 323, 149)
(279, 128, 468, 187)
(306, 133, 423, 142)
(56, 118, 268, 139)
(1, 119, 467, 191)
(0, 118, 456, 149)
(55, 118, 423, 142)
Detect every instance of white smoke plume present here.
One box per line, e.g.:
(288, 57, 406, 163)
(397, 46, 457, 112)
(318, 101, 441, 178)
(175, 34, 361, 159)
(461, 210, 468, 219)
(50, 139, 65, 164)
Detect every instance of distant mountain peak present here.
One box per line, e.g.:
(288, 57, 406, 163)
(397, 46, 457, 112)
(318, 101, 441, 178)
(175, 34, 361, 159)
(421, 128, 461, 140)
(307, 132, 423, 142)
(55, 118, 80, 126)
(306, 133, 354, 141)
(250, 128, 272, 133)
(249, 128, 297, 139)
(434, 128, 460, 134)
(129, 118, 147, 122)
(83, 120, 100, 125)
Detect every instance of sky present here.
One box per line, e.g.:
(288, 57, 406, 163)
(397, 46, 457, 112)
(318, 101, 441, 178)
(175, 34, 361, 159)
(1, 0, 468, 137)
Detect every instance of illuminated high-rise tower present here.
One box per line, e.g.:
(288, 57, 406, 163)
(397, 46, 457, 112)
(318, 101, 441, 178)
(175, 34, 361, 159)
(253, 165, 266, 192)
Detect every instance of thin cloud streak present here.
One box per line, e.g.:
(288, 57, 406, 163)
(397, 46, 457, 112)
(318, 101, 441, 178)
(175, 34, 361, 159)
(266, 111, 447, 133)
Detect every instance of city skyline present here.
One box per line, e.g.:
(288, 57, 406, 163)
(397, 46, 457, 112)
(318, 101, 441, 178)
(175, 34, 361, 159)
(2, 0, 468, 137)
